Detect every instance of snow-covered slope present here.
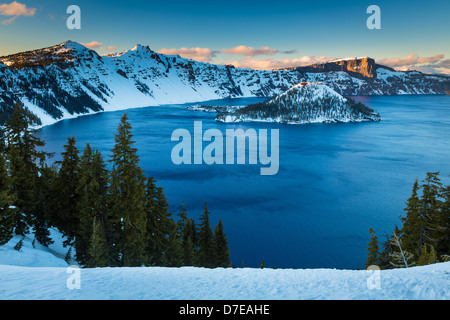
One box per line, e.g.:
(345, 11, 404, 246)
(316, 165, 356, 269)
(1, 231, 448, 300)
(0, 41, 448, 126)
(0, 41, 303, 126)
(217, 82, 380, 124)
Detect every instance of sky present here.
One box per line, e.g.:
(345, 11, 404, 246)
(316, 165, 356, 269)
(0, 0, 449, 73)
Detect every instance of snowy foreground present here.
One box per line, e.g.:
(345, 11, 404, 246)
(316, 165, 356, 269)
(0, 232, 448, 300)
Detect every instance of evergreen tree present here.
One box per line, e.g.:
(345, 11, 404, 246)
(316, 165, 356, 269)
(144, 176, 162, 265)
(197, 202, 214, 268)
(33, 163, 57, 247)
(160, 217, 183, 267)
(400, 179, 423, 257)
(109, 113, 147, 267)
(377, 233, 394, 269)
(417, 244, 438, 266)
(260, 257, 266, 269)
(3, 103, 52, 236)
(155, 185, 181, 267)
(389, 228, 415, 268)
(86, 216, 109, 268)
(0, 148, 15, 245)
(51, 137, 80, 247)
(366, 228, 380, 268)
(420, 172, 443, 250)
(76, 145, 109, 266)
(439, 179, 450, 256)
(213, 218, 231, 268)
(177, 201, 197, 266)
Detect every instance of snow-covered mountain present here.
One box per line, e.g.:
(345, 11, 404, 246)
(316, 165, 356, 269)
(217, 82, 381, 124)
(290, 57, 450, 95)
(0, 41, 448, 126)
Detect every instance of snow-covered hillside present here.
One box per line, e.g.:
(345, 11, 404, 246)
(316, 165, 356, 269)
(217, 82, 380, 124)
(0, 41, 448, 126)
(1, 231, 448, 300)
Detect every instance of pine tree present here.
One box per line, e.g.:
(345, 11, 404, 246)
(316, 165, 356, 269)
(439, 179, 450, 256)
(378, 233, 394, 269)
(0, 147, 15, 246)
(33, 164, 54, 247)
(154, 185, 181, 267)
(109, 113, 147, 267)
(76, 145, 109, 266)
(213, 218, 231, 268)
(86, 216, 109, 268)
(3, 103, 52, 237)
(197, 202, 214, 268)
(51, 137, 80, 247)
(417, 244, 438, 266)
(176, 201, 197, 266)
(160, 217, 183, 267)
(389, 228, 415, 268)
(420, 172, 443, 250)
(144, 176, 162, 265)
(366, 228, 380, 268)
(400, 179, 423, 257)
(260, 257, 266, 269)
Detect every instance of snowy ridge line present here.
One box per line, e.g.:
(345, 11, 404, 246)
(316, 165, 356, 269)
(1, 229, 449, 299)
(0, 41, 448, 127)
(0, 263, 448, 300)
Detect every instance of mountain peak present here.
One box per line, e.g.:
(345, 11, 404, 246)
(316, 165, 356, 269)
(112, 44, 153, 58)
(0, 40, 98, 69)
(131, 44, 152, 52)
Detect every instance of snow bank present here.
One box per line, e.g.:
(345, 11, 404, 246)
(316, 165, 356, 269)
(0, 231, 448, 300)
(0, 262, 448, 300)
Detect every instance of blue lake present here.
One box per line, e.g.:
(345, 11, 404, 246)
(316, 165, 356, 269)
(37, 95, 450, 269)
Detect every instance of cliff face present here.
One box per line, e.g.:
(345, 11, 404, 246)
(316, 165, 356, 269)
(294, 57, 377, 78)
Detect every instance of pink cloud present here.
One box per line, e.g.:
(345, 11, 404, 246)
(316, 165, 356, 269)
(377, 54, 444, 68)
(82, 41, 103, 49)
(377, 54, 449, 74)
(1, 15, 16, 25)
(220, 45, 279, 57)
(158, 47, 218, 62)
(0, 1, 36, 16)
(224, 56, 333, 70)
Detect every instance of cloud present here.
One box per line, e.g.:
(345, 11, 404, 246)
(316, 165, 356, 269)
(220, 45, 279, 57)
(1, 15, 16, 25)
(81, 41, 118, 53)
(224, 56, 333, 70)
(377, 54, 449, 74)
(158, 47, 218, 62)
(0, 1, 36, 16)
(155, 44, 297, 65)
(282, 49, 298, 55)
(0, 1, 36, 25)
(377, 54, 443, 68)
(82, 41, 103, 49)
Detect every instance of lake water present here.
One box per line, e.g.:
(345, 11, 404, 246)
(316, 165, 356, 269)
(37, 95, 450, 269)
